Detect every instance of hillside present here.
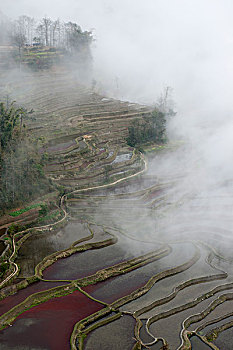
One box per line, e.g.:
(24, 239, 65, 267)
(0, 70, 155, 230)
(0, 71, 233, 350)
(0, 71, 152, 189)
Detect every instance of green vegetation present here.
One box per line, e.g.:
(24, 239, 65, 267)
(126, 109, 167, 147)
(0, 102, 53, 213)
(9, 204, 42, 217)
(37, 210, 60, 224)
(0, 261, 9, 279)
(0, 102, 22, 154)
(13, 46, 68, 71)
(38, 203, 49, 217)
(0, 102, 34, 157)
(8, 223, 22, 235)
(103, 164, 113, 183)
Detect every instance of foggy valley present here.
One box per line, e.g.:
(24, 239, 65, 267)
(0, 1, 233, 350)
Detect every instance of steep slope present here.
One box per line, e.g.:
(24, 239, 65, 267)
(0, 71, 152, 189)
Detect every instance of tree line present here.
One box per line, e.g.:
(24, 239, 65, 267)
(126, 87, 176, 148)
(126, 109, 167, 147)
(0, 13, 93, 56)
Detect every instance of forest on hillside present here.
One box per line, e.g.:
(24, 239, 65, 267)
(0, 12, 93, 50)
(0, 102, 52, 213)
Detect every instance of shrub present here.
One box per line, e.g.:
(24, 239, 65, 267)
(39, 203, 49, 217)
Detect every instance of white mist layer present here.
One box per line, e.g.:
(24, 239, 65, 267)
(2, 0, 233, 253)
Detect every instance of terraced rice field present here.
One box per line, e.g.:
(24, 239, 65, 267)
(0, 72, 233, 349)
(0, 71, 150, 189)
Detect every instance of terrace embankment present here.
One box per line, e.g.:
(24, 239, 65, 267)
(1, 72, 233, 349)
(0, 71, 152, 190)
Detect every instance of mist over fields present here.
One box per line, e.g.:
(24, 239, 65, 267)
(2, 0, 233, 242)
(1, 1, 233, 135)
(2, 3, 233, 349)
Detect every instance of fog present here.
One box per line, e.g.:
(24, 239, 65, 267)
(2, 1, 233, 121)
(2, 0, 233, 249)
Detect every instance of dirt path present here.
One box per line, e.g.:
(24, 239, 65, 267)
(0, 236, 18, 288)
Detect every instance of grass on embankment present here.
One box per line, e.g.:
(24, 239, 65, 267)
(9, 204, 42, 217)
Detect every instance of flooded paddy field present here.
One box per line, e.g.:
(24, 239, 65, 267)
(83, 243, 197, 304)
(43, 230, 160, 281)
(190, 336, 213, 350)
(16, 222, 91, 278)
(0, 290, 103, 350)
(189, 299, 233, 333)
(121, 247, 230, 314)
(83, 315, 135, 350)
(1, 147, 233, 350)
(147, 295, 227, 350)
(214, 327, 233, 350)
(0, 280, 69, 317)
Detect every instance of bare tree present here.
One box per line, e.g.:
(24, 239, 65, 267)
(36, 24, 45, 45)
(157, 86, 175, 116)
(24, 16, 36, 45)
(51, 19, 59, 47)
(41, 17, 52, 46)
(56, 19, 62, 47)
(17, 16, 27, 39)
(11, 32, 26, 68)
